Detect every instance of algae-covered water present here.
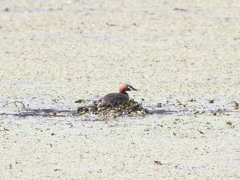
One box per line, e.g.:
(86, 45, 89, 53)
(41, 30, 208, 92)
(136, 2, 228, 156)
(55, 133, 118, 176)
(0, 0, 239, 179)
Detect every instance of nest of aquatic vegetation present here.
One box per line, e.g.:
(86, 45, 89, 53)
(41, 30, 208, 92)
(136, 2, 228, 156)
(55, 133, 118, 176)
(76, 99, 147, 119)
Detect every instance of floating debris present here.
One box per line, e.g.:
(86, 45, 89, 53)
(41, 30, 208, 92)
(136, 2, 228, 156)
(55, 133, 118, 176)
(213, 109, 225, 116)
(75, 99, 86, 103)
(156, 103, 162, 108)
(209, 99, 215, 103)
(153, 160, 163, 165)
(232, 101, 239, 110)
(226, 121, 232, 126)
(173, 8, 189, 11)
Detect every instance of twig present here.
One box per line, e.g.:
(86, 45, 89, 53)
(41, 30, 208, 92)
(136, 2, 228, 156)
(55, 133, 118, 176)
(176, 99, 186, 107)
(3, 101, 29, 112)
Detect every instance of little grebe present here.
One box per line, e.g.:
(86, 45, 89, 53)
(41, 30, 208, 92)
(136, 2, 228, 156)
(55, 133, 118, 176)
(99, 84, 137, 106)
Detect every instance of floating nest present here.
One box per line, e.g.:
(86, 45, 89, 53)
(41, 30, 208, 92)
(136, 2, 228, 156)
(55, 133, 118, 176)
(75, 99, 147, 119)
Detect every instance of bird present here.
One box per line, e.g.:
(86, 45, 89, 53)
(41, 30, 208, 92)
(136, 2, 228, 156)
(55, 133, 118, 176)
(98, 84, 137, 106)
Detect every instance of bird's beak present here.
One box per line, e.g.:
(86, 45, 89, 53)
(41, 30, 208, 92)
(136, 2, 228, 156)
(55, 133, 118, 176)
(130, 87, 137, 91)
